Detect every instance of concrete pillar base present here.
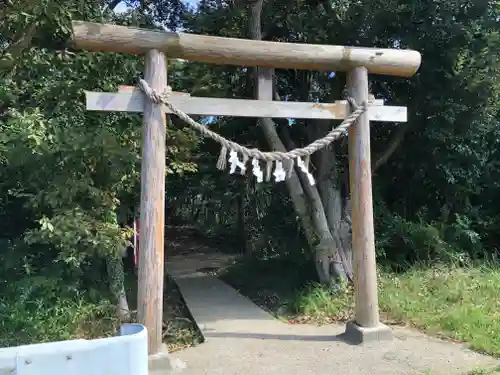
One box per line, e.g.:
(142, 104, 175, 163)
(344, 321, 393, 344)
(149, 344, 186, 374)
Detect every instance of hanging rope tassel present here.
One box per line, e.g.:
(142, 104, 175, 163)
(216, 146, 228, 171)
(228, 150, 242, 174)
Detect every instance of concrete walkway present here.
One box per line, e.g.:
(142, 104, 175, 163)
(167, 252, 500, 375)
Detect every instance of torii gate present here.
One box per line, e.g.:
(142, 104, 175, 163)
(71, 21, 421, 356)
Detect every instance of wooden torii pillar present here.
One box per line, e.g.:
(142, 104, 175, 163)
(71, 21, 421, 353)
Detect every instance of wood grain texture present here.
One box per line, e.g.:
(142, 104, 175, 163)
(85, 91, 406, 122)
(72, 21, 421, 77)
(347, 67, 380, 328)
(118, 85, 191, 97)
(137, 50, 167, 355)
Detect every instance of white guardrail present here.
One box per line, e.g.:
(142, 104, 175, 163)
(0, 324, 148, 375)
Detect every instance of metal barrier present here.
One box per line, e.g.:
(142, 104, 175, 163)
(0, 324, 148, 375)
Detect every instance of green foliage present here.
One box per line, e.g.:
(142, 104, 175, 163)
(0, 237, 119, 346)
(0, 292, 118, 347)
(0, 0, 201, 346)
(169, 0, 500, 271)
(190, 0, 500, 359)
(1, 0, 500, 349)
(1, 4, 200, 261)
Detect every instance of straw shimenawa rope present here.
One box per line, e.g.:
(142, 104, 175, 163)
(138, 79, 369, 183)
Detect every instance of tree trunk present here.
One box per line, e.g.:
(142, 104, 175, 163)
(316, 130, 354, 281)
(247, 0, 352, 286)
(248, 0, 316, 248)
(281, 125, 351, 284)
(106, 254, 130, 320)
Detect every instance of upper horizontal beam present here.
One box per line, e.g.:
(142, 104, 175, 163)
(85, 90, 407, 122)
(71, 21, 421, 77)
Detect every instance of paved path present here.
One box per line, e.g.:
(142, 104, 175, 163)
(167, 252, 500, 375)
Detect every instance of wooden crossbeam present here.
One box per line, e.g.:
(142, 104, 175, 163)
(117, 85, 191, 96)
(85, 91, 407, 122)
(72, 21, 421, 77)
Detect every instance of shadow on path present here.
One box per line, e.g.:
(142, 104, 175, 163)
(203, 330, 353, 344)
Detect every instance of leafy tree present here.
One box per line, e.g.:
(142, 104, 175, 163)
(168, 0, 500, 282)
(1, 1, 199, 318)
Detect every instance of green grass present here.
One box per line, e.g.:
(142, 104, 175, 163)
(0, 271, 202, 351)
(379, 266, 500, 355)
(220, 259, 500, 357)
(0, 290, 120, 347)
